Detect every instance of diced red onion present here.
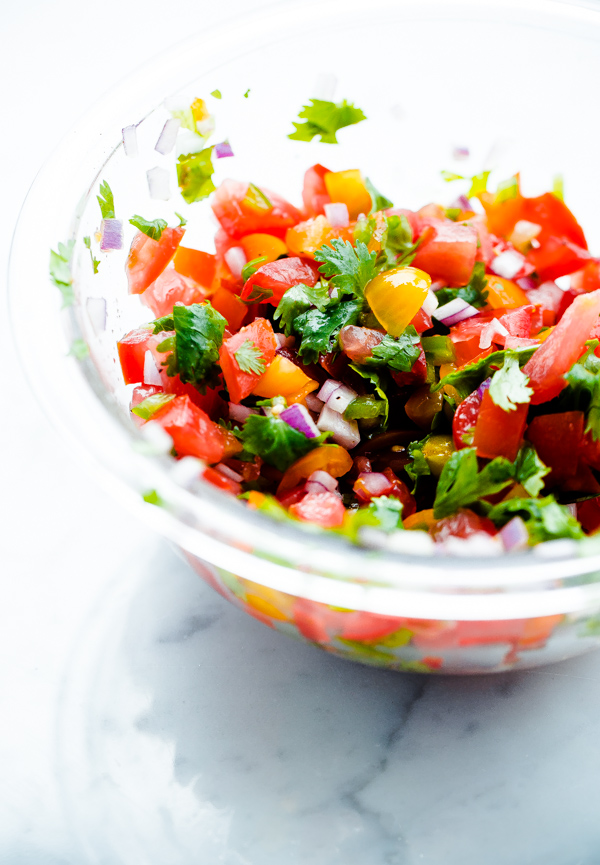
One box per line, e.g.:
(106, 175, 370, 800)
(356, 471, 391, 497)
(86, 297, 107, 334)
(317, 404, 360, 449)
(305, 392, 324, 413)
(143, 350, 163, 386)
(434, 297, 480, 327)
(327, 383, 357, 414)
(216, 462, 243, 483)
(228, 402, 258, 422)
(122, 125, 138, 157)
(317, 379, 343, 402)
(155, 118, 181, 155)
(312, 72, 337, 101)
(422, 289, 439, 317)
(147, 166, 171, 201)
(490, 249, 526, 280)
(307, 470, 338, 492)
(280, 403, 321, 438)
(452, 146, 470, 161)
(479, 318, 509, 350)
(324, 202, 350, 228)
(305, 479, 330, 495)
(449, 194, 471, 209)
(476, 377, 492, 400)
(224, 246, 247, 279)
(215, 140, 234, 159)
(100, 218, 123, 251)
(499, 516, 530, 552)
(516, 276, 537, 291)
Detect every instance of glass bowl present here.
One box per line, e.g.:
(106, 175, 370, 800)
(11, 0, 600, 674)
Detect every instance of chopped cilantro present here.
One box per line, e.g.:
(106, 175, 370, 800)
(244, 89, 251, 98)
(378, 214, 421, 269)
(239, 414, 329, 472)
(68, 339, 89, 359)
(288, 98, 366, 144)
(561, 343, 600, 440)
(434, 345, 537, 402)
(406, 435, 432, 487)
(274, 281, 331, 335)
(210, 89, 222, 99)
(83, 236, 100, 274)
(49, 240, 75, 307)
(488, 350, 533, 412)
(348, 364, 389, 427)
(337, 496, 404, 543)
(353, 215, 376, 246)
(177, 147, 216, 203)
(294, 299, 362, 364)
(132, 392, 176, 420)
(234, 339, 266, 375)
(488, 496, 584, 543)
(433, 447, 515, 519)
(314, 238, 377, 298)
(344, 395, 387, 420)
(494, 175, 519, 204)
(129, 215, 168, 241)
(365, 177, 393, 214)
(241, 256, 267, 282)
(514, 443, 550, 497)
(366, 327, 421, 373)
(175, 211, 187, 227)
(154, 302, 226, 393)
(97, 180, 115, 219)
(553, 174, 564, 202)
(435, 262, 489, 309)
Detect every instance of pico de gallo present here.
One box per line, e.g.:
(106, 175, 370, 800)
(114, 157, 600, 554)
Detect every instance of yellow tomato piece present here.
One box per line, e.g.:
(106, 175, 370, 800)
(278, 444, 353, 494)
(403, 509, 436, 531)
(245, 594, 290, 621)
(364, 266, 431, 337)
(252, 354, 313, 398)
(536, 326, 555, 343)
(485, 276, 529, 309)
(324, 169, 372, 219)
(422, 434, 455, 477)
(239, 580, 294, 620)
(240, 233, 287, 264)
(286, 379, 320, 406)
(191, 97, 210, 122)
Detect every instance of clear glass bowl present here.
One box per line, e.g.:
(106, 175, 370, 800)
(11, 0, 600, 674)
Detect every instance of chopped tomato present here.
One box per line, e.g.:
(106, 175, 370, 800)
(410, 307, 433, 333)
(240, 256, 319, 304)
(571, 261, 600, 293)
(152, 394, 225, 463)
(431, 509, 496, 542)
(141, 268, 209, 319)
(203, 466, 242, 496)
(391, 347, 428, 387)
(285, 214, 355, 259)
(473, 391, 528, 462)
(173, 246, 216, 287)
(526, 411, 584, 485)
(449, 313, 496, 365)
(211, 179, 301, 239)
(117, 326, 153, 384)
(527, 236, 591, 283)
(302, 164, 331, 216)
(497, 305, 533, 340)
(523, 289, 600, 404)
(210, 285, 247, 331)
(452, 390, 482, 449)
(289, 491, 345, 527)
(412, 219, 478, 287)
(162, 375, 225, 419)
(126, 226, 185, 295)
(580, 431, 600, 471)
(577, 498, 600, 534)
(219, 317, 278, 403)
(522, 192, 587, 249)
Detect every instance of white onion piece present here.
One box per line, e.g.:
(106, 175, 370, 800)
(155, 117, 181, 155)
(216, 463, 243, 483)
(499, 516, 530, 552)
(509, 220, 541, 252)
(224, 246, 247, 279)
(324, 202, 350, 228)
(86, 297, 107, 334)
(422, 289, 439, 317)
(143, 350, 163, 386)
(317, 379, 343, 402)
(327, 384, 357, 414)
(555, 275, 571, 291)
(122, 125, 138, 157)
(317, 404, 360, 449)
(305, 392, 324, 413)
(307, 470, 338, 492)
(434, 297, 479, 327)
(479, 318, 509, 350)
(490, 249, 525, 280)
(228, 402, 258, 423)
(305, 480, 330, 495)
(147, 166, 171, 200)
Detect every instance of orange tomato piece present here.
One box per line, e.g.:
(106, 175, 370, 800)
(277, 444, 353, 495)
(210, 285, 247, 331)
(286, 379, 320, 406)
(240, 233, 287, 264)
(364, 266, 431, 337)
(403, 509, 436, 531)
(472, 391, 528, 462)
(485, 276, 530, 309)
(252, 354, 315, 398)
(173, 246, 216, 287)
(285, 215, 355, 259)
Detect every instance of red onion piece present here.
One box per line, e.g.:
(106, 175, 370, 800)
(86, 297, 107, 334)
(499, 516, 530, 552)
(305, 480, 330, 495)
(307, 470, 338, 492)
(516, 276, 537, 291)
(317, 404, 360, 449)
(228, 402, 258, 423)
(452, 146, 470, 161)
(434, 297, 479, 327)
(479, 318, 508, 350)
(490, 249, 526, 280)
(147, 166, 170, 201)
(476, 377, 492, 400)
(327, 383, 357, 414)
(143, 350, 163, 386)
(280, 403, 321, 438)
(100, 218, 123, 251)
(224, 246, 247, 279)
(324, 202, 350, 228)
(317, 379, 343, 403)
(155, 118, 181, 155)
(215, 140, 234, 159)
(122, 125, 138, 157)
(356, 471, 392, 497)
(215, 462, 243, 483)
(305, 392, 324, 413)
(449, 193, 471, 209)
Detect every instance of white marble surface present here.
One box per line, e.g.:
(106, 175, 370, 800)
(4, 2, 600, 863)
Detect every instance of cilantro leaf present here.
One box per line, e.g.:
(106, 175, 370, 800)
(274, 281, 331, 335)
(241, 256, 267, 282)
(288, 98, 366, 144)
(378, 214, 421, 270)
(68, 339, 89, 359)
(155, 302, 226, 393)
(239, 414, 329, 472)
(97, 180, 115, 219)
(129, 215, 168, 241)
(234, 339, 266, 375)
(131, 392, 176, 420)
(405, 434, 432, 486)
(488, 350, 533, 412)
(348, 364, 389, 427)
(435, 262, 489, 309)
(83, 235, 100, 274)
(337, 496, 404, 544)
(314, 238, 377, 298)
(433, 447, 515, 519)
(365, 177, 393, 214)
(488, 496, 584, 543)
(367, 327, 421, 373)
(177, 147, 216, 204)
(294, 299, 362, 364)
(49, 240, 75, 307)
(561, 343, 600, 440)
(514, 443, 550, 497)
(434, 345, 537, 402)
